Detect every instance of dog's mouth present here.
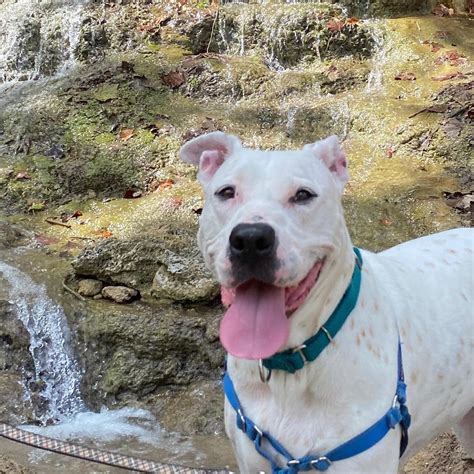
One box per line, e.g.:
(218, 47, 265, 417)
(220, 259, 324, 360)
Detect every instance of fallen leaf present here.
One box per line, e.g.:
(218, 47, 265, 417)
(385, 146, 396, 158)
(394, 72, 417, 81)
(327, 19, 345, 32)
(421, 40, 443, 52)
(161, 71, 185, 88)
(15, 171, 31, 180)
(408, 104, 449, 118)
(442, 118, 463, 138)
(435, 49, 467, 66)
(119, 128, 135, 141)
(35, 234, 60, 246)
(156, 178, 175, 191)
(94, 229, 113, 238)
(28, 202, 46, 212)
(168, 196, 183, 208)
(346, 17, 359, 25)
(432, 4, 454, 16)
(432, 71, 467, 81)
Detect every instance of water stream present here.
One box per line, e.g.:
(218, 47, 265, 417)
(0, 261, 85, 425)
(0, 0, 88, 88)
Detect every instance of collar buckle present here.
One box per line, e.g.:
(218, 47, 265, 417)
(293, 343, 308, 363)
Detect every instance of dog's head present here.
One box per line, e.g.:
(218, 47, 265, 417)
(180, 131, 348, 359)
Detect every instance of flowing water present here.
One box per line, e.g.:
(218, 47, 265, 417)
(0, 0, 88, 88)
(0, 261, 85, 424)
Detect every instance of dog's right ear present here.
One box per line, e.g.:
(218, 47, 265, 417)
(180, 131, 241, 185)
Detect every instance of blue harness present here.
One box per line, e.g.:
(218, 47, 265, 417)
(223, 250, 411, 472)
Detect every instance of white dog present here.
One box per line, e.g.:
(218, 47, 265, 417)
(180, 131, 473, 473)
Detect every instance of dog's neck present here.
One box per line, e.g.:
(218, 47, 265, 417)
(286, 219, 355, 349)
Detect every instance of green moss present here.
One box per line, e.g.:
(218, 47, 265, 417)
(92, 83, 119, 102)
(95, 132, 116, 145)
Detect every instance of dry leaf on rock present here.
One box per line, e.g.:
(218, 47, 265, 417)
(161, 71, 185, 88)
(432, 72, 466, 81)
(442, 118, 463, 138)
(395, 72, 417, 81)
(432, 4, 454, 16)
(119, 128, 135, 141)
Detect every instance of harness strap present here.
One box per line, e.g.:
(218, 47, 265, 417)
(224, 340, 410, 472)
(262, 248, 363, 374)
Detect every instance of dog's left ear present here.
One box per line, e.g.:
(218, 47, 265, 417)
(303, 135, 348, 189)
(180, 131, 241, 185)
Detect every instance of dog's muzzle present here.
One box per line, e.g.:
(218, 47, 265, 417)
(228, 223, 278, 284)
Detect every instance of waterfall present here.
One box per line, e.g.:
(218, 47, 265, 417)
(0, 261, 85, 425)
(365, 20, 387, 93)
(0, 0, 88, 86)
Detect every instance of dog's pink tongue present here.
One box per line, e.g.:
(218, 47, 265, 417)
(220, 282, 289, 359)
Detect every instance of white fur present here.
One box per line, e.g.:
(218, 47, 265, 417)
(180, 132, 474, 473)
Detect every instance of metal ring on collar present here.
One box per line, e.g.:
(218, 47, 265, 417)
(258, 359, 272, 383)
(237, 408, 246, 432)
(287, 459, 300, 466)
(310, 456, 332, 471)
(293, 343, 308, 363)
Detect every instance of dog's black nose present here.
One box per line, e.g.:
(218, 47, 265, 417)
(229, 223, 276, 260)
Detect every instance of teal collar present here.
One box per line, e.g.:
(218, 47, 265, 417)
(261, 248, 363, 375)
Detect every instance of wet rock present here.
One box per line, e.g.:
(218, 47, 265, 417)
(0, 455, 32, 474)
(72, 238, 219, 301)
(0, 222, 24, 249)
(77, 302, 226, 430)
(77, 278, 103, 297)
(102, 285, 138, 303)
(0, 300, 34, 424)
(189, 5, 374, 68)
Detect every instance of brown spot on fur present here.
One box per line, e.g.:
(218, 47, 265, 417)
(350, 319, 355, 330)
(360, 299, 365, 308)
(356, 335, 361, 346)
(369, 327, 374, 338)
(373, 302, 379, 312)
(361, 329, 366, 338)
(401, 327, 407, 337)
(410, 372, 418, 384)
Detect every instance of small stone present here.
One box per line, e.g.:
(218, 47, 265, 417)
(78, 279, 103, 297)
(102, 286, 138, 304)
(93, 294, 103, 300)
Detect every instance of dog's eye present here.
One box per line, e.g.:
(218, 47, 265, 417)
(215, 186, 235, 200)
(290, 188, 317, 204)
